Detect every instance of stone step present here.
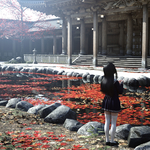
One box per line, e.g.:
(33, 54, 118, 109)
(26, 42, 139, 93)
(73, 55, 150, 68)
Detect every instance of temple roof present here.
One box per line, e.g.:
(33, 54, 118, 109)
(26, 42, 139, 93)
(18, 0, 150, 22)
(18, 0, 83, 14)
(18, 0, 46, 13)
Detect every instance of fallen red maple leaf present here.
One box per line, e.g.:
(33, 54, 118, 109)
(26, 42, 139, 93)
(25, 127, 32, 130)
(42, 144, 51, 148)
(60, 142, 68, 146)
(73, 144, 82, 148)
(58, 134, 66, 137)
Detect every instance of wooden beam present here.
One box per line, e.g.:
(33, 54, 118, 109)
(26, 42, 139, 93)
(82, 0, 95, 4)
(106, 14, 129, 21)
(46, 0, 77, 6)
(50, 5, 143, 20)
(72, 13, 135, 25)
(46, 3, 89, 16)
(71, 12, 93, 18)
(101, 6, 142, 14)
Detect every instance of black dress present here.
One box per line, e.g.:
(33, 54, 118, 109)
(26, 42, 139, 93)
(102, 80, 123, 113)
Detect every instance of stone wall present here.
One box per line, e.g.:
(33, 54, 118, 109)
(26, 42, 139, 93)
(24, 54, 150, 68)
(24, 54, 78, 64)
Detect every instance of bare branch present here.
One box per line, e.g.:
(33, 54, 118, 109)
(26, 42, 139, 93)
(0, 0, 54, 41)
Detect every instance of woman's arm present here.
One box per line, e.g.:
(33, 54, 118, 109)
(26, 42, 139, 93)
(115, 80, 123, 94)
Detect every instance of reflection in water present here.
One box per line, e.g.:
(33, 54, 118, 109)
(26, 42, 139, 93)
(0, 71, 150, 126)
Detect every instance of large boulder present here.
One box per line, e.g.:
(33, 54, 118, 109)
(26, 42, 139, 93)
(137, 76, 148, 86)
(76, 73, 83, 77)
(9, 58, 16, 63)
(5, 66, 15, 71)
(52, 70, 58, 75)
(147, 77, 150, 86)
(82, 78, 88, 83)
(16, 56, 23, 63)
(128, 126, 150, 148)
(93, 75, 100, 84)
(72, 72, 79, 77)
(87, 74, 94, 83)
(67, 72, 74, 77)
(137, 87, 146, 93)
(57, 70, 65, 75)
(128, 78, 139, 87)
(36, 68, 43, 73)
(77, 121, 104, 136)
(63, 119, 83, 131)
(44, 105, 76, 124)
(62, 72, 67, 76)
(16, 101, 34, 111)
(82, 73, 89, 80)
(17, 67, 23, 71)
(46, 68, 53, 74)
(41, 68, 47, 74)
(117, 76, 124, 81)
(115, 124, 132, 140)
(123, 77, 129, 85)
(16, 73, 28, 79)
(27, 104, 46, 115)
(20, 68, 29, 73)
(1, 66, 7, 71)
(134, 141, 150, 150)
(38, 103, 61, 118)
(6, 98, 21, 108)
(28, 68, 37, 73)
(128, 86, 138, 93)
(12, 67, 18, 72)
(98, 76, 103, 84)
(0, 100, 8, 106)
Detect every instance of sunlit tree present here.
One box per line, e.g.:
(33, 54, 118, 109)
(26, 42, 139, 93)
(0, 0, 55, 56)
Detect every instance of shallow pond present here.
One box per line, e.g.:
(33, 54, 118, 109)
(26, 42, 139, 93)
(0, 71, 150, 126)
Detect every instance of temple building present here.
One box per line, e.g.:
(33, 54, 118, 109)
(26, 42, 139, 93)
(17, 0, 150, 68)
(0, 18, 62, 60)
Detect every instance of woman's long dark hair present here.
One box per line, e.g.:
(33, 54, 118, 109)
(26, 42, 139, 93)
(101, 63, 117, 97)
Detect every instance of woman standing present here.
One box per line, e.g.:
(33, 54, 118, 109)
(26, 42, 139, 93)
(101, 62, 123, 146)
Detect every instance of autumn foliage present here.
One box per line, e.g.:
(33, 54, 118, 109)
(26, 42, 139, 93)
(0, 0, 55, 41)
(0, 71, 149, 126)
(0, 71, 149, 149)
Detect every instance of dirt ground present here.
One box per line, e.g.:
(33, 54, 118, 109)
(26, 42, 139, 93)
(0, 106, 134, 150)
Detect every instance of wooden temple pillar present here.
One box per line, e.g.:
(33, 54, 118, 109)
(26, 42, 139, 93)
(12, 40, 16, 57)
(102, 17, 107, 55)
(29, 40, 32, 53)
(80, 18, 86, 55)
(41, 38, 44, 54)
(93, 11, 98, 66)
(62, 18, 67, 55)
(67, 16, 72, 65)
(119, 22, 124, 55)
(53, 35, 56, 54)
(98, 24, 102, 54)
(142, 4, 148, 68)
(126, 14, 133, 55)
(0, 40, 3, 55)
